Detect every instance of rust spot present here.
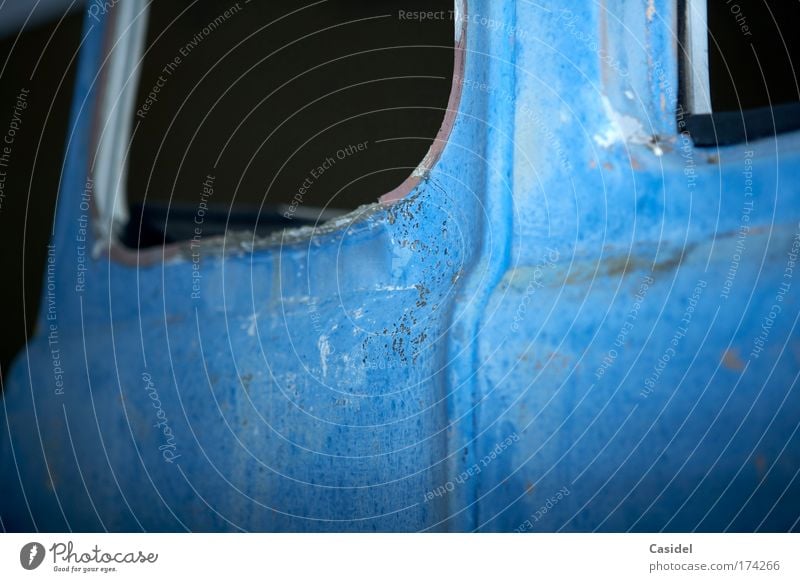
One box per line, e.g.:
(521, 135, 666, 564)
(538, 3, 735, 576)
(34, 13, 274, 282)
(548, 351, 572, 369)
(722, 349, 745, 372)
(646, 0, 656, 22)
(563, 246, 688, 285)
(629, 156, 642, 170)
(753, 453, 767, 476)
(589, 159, 597, 169)
(525, 482, 536, 494)
(652, 243, 697, 273)
(603, 255, 634, 277)
(707, 154, 719, 164)
(603, 162, 614, 170)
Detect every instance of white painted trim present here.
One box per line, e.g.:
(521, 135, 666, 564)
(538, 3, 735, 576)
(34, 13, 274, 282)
(685, 0, 711, 114)
(92, 0, 148, 246)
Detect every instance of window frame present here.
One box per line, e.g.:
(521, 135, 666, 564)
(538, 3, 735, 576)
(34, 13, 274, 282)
(87, 0, 466, 264)
(678, 0, 800, 146)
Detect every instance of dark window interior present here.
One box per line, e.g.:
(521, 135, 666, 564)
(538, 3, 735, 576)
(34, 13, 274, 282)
(681, 0, 800, 145)
(708, 0, 800, 112)
(125, 0, 454, 248)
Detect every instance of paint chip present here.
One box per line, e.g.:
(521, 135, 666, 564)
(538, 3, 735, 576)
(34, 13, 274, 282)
(722, 349, 745, 372)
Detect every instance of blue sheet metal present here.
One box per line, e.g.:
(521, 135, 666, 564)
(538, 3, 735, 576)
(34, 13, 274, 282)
(2, 0, 799, 531)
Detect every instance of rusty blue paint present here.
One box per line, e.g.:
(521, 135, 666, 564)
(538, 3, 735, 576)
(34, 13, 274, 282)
(2, 0, 800, 532)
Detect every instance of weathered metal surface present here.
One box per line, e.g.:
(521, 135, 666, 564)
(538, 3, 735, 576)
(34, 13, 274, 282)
(2, 0, 799, 531)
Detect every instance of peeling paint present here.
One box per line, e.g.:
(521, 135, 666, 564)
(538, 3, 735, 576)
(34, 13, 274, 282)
(594, 95, 652, 149)
(318, 335, 332, 378)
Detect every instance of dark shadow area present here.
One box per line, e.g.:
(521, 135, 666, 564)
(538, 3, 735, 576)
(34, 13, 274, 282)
(0, 14, 83, 381)
(708, 0, 800, 112)
(127, 0, 454, 248)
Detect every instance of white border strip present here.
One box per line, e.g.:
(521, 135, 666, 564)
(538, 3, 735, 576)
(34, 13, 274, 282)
(685, 0, 711, 114)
